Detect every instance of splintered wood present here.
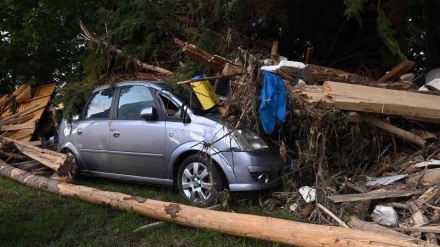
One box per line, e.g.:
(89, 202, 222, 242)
(0, 83, 56, 142)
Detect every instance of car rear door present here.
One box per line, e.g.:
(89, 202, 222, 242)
(109, 84, 166, 178)
(74, 87, 114, 172)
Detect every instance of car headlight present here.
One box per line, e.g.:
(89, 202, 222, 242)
(232, 130, 269, 151)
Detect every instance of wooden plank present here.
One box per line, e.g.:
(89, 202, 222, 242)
(327, 189, 424, 203)
(314, 81, 440, 122)
(378, 60, 416, 82)
(8, 84, 56, 142)
(1, 122, 35, 131)
(0, 104, 42, 124)
(361, 116, 426, 147)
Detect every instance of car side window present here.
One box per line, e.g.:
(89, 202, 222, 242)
(117, 85, 155, 119)
(158, 93, 182, 119)
(84, 88, 114, 119)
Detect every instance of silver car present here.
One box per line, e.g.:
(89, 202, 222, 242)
(57, 81, 285, 204)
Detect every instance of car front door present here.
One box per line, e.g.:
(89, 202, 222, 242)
(109, 85, 166, 178)
(74, 87, 114, 172)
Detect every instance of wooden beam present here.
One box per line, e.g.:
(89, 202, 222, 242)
(297, 81, 440, 122)
(327, 189, 424, 203)
(361, 116, 426, 147)
(1, 122, 35, 131)
(0, 161, 423, 247)
(378, 60, 416, 82)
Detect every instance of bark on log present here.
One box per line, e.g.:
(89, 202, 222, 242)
(0, 160, 425, 247)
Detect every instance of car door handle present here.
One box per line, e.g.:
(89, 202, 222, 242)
(77, 129, 83, 135)
(112, 132, 120, 138)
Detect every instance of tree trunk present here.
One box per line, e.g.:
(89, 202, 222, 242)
(0, 159, 424, 247)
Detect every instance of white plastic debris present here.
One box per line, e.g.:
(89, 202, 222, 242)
(261, 60, 306, 74)
(371, 205, 399, 226)
(366, 174, 408, 186)
(418, 78, 440, 91)
(299, 186, 316, 203)
(289, 203, 298, 212)
(414, 159, 440, 168)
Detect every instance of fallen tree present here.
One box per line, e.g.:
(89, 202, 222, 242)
(0, 159, 425, 247)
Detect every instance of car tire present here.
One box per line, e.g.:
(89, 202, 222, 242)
(62, 149, 80, 179)
(177, 154, 225, 205)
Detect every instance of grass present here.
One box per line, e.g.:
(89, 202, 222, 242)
(0, 175, 289, 247)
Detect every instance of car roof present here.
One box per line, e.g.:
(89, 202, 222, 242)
(92, 80, 165, 92)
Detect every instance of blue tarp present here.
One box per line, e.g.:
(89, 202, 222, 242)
(259, 71, 287, 134)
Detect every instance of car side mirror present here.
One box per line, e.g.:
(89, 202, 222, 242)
(140, 107, 158, 120)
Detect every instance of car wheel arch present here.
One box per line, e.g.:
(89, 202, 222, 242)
(171, 149, 233, 188)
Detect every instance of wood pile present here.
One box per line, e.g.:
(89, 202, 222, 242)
(0, 83, 74, 178)
(0, 83, 56, 142)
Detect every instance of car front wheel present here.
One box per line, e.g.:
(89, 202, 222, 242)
(62, 149, 80, 179)
(177, 154, 225, 205)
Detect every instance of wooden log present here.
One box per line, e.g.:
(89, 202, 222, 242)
(0, 160, 425, 247)
(109, 46, 174, 77)
(395, 227, 440, 234)
(361, 116, 426, 147)
(307, 64, 374, 85)
(348, 216, 417, 240)
(328, 189, 424, 203)
(378, 60, 416, 83)
(1, 137, 73, 175)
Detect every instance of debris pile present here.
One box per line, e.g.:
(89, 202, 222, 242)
(173, 40, 440, 244)
(0, 37, 439, 245)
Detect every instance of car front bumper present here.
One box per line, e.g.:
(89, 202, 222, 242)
(220, 151, 286, 192)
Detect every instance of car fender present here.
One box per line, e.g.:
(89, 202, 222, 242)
(166, 141, 237, 183)
(58, 141, 87, 170)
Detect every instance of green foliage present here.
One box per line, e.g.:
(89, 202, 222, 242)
(343, 0, 364, 26)
(376, 9, 407, 61)
(1, 0, 438, 102)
